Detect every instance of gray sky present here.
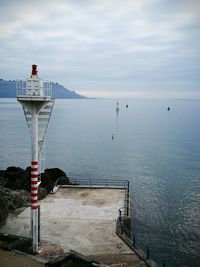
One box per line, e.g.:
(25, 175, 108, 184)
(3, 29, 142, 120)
(0, 0, 200, 98)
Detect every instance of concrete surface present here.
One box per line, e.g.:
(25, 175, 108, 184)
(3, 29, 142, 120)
(0, 187, 147, 266)
(0, 249, 44, 267)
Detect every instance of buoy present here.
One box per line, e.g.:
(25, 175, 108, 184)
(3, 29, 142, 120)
(116, 102, 119, 112)
(112, 133, 115, 140)
(167, 106, 170, 111)
(126, 104, 128, 108)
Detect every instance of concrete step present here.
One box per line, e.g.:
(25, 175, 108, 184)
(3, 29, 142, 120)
(88, 253, 148, 267)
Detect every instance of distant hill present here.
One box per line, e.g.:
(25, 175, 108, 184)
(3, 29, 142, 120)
(0, 79, 87, 99)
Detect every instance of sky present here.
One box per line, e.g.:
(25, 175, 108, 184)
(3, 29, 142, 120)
(0, 0, 200, 98)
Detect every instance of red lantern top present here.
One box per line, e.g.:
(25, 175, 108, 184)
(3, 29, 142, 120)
(32, 64, 38, 76)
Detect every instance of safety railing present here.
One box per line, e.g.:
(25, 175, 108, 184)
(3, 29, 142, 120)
(16, 80, 52, 97)
(69, 178, 128, 188)
(117, 211, 170, 267)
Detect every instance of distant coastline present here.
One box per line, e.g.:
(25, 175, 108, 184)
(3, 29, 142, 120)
(0, 79, 87, 99)
(175, 98, 200, 100)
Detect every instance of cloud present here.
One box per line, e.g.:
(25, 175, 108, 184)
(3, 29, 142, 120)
(0, 0, 199, 98)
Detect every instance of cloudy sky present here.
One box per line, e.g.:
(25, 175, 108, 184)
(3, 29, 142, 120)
(0, 0, 200, 98)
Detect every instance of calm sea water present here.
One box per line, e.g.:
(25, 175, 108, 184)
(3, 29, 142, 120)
(0, 98, 200, 266)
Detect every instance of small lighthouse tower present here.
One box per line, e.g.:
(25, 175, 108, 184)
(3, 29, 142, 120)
(17, 65, 54, 252)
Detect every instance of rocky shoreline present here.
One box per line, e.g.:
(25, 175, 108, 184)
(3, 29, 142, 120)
(0, 166, 69, 227)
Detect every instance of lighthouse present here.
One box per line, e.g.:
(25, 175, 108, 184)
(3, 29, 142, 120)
(16, 65, 54, 252)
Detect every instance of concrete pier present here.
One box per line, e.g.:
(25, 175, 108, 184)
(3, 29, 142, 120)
(0, 187, 147, 266)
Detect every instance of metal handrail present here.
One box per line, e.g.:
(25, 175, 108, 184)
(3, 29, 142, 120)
(117, 213, 169, 267)
(16, 87, 52, 97)
(69, 178, 129, 191)
(16, 79, 52, 97)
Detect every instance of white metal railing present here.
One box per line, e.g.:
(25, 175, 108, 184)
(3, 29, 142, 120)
(16, 80, 52, 97)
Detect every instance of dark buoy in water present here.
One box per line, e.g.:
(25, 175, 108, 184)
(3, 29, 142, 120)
(126, 104, 128, 108)
(167, 106, 170, 111)
(112, 133, 115, 140)
(116, 102, 119, 112)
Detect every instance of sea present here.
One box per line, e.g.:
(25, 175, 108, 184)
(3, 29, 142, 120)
(0, 98, 200, 267)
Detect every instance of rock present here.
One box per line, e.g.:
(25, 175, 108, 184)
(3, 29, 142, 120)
(0, 171, 8, 187)
(0, 166, 69, 226)
(0, 186, 30, 226)
(38, 187, 48, 200)
(1, 166, 69, 193)
(6, 166, 24, 172)
(0, 186, 30, 210)
(4, 166, 31, 191)
(0, 194, 8, 227)
(56, 177, 70, 186)
(40, 168, 69, 193)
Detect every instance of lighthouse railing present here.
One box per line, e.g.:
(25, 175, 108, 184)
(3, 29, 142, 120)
(16, 80, 26, 96)
(16, 80, 52, 97)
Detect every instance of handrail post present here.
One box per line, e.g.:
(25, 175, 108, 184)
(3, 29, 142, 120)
(146, 247, 149, 259)
(132, 235, 136, 247)
(118, 209, 123, 235)
(120, 225, 123, 235)
(126, 180, 129, 216)
(119, 209, 122, 221)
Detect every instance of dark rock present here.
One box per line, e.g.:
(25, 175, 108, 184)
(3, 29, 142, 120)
(6, 166, 24, 172)
(0, 186, 30, 226)
(1, 166, 69, 193)
(0, 186, 30, 211)
(38, 187, 48, 200)
(57, 177, 70, 186)
(0, 166, 69, 226)
(43, 168, 67, 180)
(40, 168, 69, 193)
(0, 194, 8, 227)
(0, 173, 8, 187)
(4, 166, 31, 191)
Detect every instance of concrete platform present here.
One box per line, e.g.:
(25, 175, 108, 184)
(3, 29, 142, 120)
(0, 187, 147, 266)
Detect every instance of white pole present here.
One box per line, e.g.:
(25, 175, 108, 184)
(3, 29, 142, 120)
(31, 105, 39, 252)
(17, 65, 54, 253)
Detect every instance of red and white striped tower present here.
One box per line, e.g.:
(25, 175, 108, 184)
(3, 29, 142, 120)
(31, 161, 39, 211)
(17, 65, 54, 252)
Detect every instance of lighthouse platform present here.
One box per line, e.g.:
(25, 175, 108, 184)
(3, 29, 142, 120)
(0, 187, 147, 267)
